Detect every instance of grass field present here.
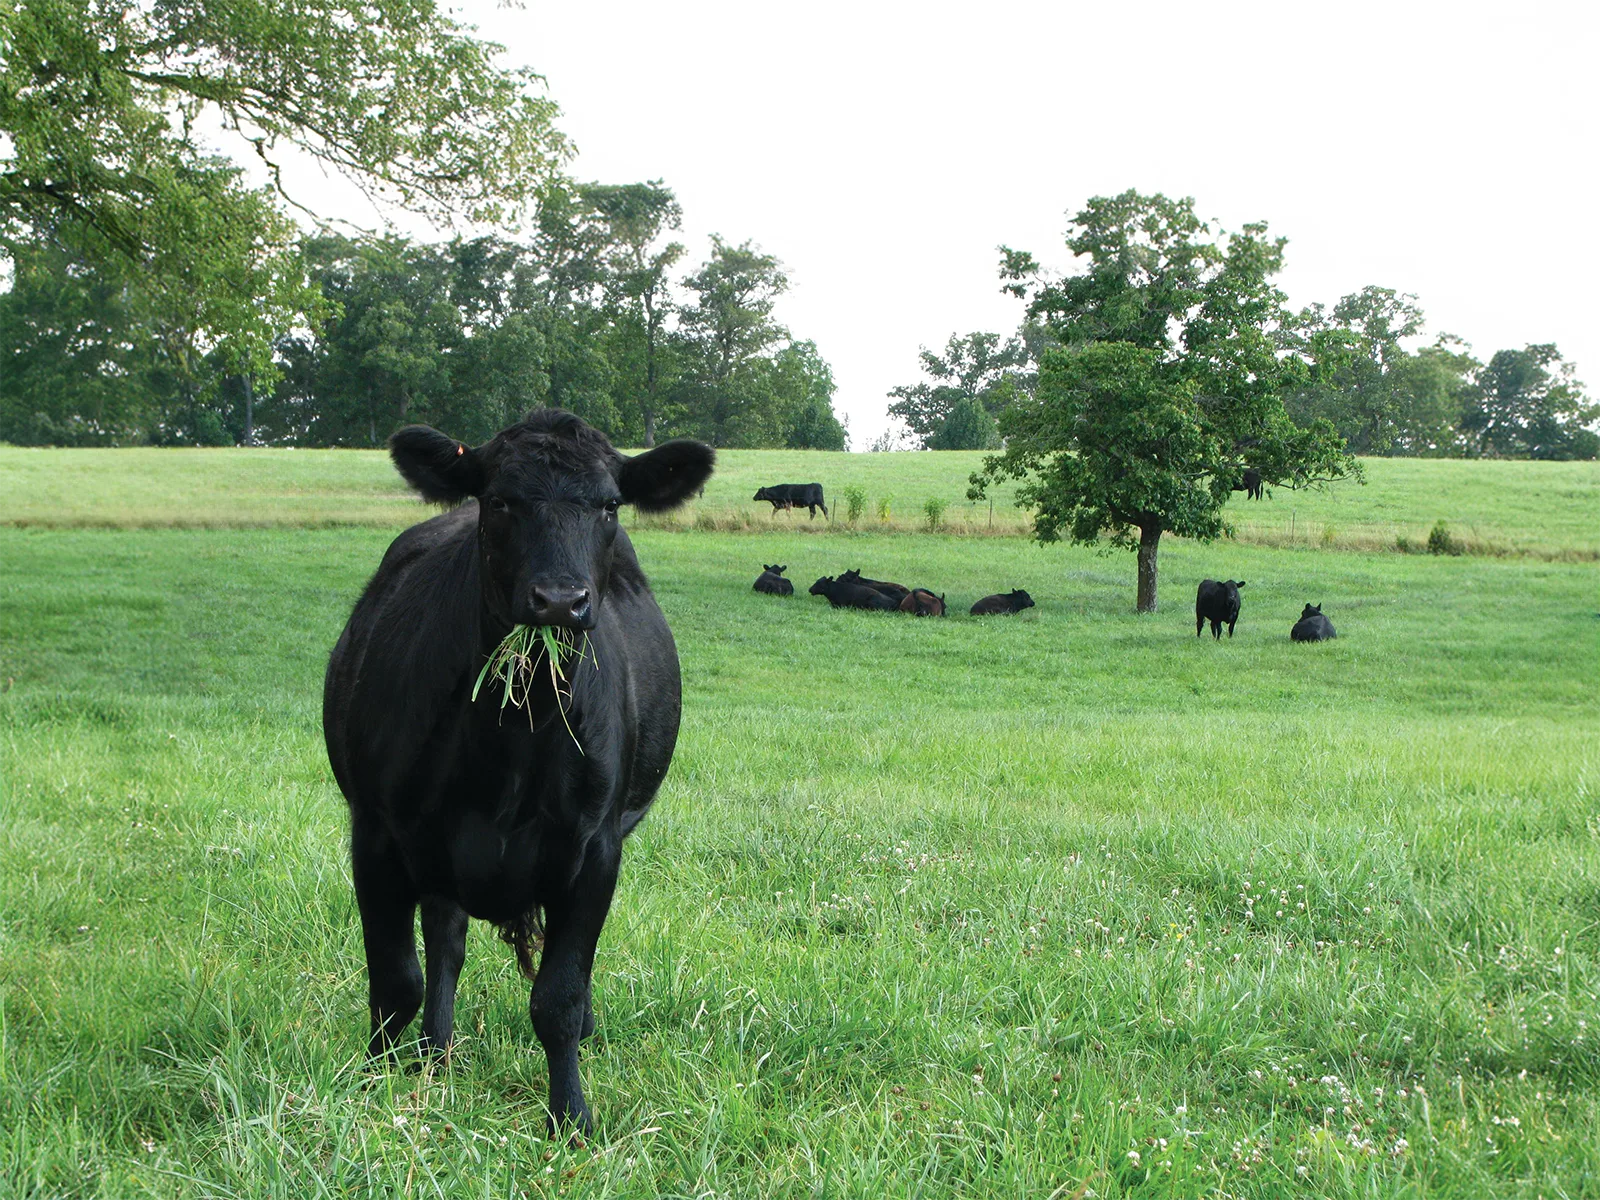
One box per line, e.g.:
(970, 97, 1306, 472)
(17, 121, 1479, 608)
(3, 446, 1596, 559)
(2, 451, 1598, 1198)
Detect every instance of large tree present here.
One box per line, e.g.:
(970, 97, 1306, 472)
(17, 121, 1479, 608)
(1, 0, 570, 379)
(973, 190, 1355, 612)
(1462, 344, 1597, 460)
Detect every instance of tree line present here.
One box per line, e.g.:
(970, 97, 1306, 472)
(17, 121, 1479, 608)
(1, 0, 846, 451)
(1, 182, 847, 450)
(890, 281, 1596, 463)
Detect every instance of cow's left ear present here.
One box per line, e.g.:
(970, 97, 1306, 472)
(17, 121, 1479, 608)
(616, 440, 715, 512)
(390, 425, 486, 503)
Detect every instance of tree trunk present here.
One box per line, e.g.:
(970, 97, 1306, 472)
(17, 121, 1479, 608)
(1136, 524, 1161, 613)
(643, 291, 658, 448)
(242, 375, 254, 445)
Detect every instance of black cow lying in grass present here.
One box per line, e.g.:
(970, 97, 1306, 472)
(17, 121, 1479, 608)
(899, 588, 946, 616)
(753, 564, 793, 595)
(1196, 578, 1246, 639)
(838, 568, 910, 604)
(970, 589, 1034, 615)
(1291, 603, 1337, 641)
(323, 409, 714, 1135)
(754, 483, 827, 518)
(809, 575, 899, 610)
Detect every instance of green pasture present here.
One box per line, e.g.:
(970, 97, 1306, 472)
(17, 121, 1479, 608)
(1, 457, 1598, 1198)
(2, 446, 1596, 559)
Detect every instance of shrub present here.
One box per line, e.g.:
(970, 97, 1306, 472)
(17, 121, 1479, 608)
(1428, 519, 1462, 556)
(1321, 524, 1337, 547)
(876, 495, 892, 522)
(923, 497, 947, 531)
(843, 485, 867, 525)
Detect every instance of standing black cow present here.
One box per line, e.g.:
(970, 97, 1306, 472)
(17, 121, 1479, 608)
(753, 564, 794, 595)
(323, 410, 714, 1135)
(970, 589, 1035, 615)
(1291, 603, 1337, 641)
(1195, 579, 1247, 639)
(1232, 468, 1264, 501)
(809, 575, 899, 610)
(753, 483, 828, 519)
(838, 568, 910, 604)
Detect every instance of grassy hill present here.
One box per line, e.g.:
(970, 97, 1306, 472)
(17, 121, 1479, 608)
(1, 448, 1597, 1197)
(2, 446, 1596, 558)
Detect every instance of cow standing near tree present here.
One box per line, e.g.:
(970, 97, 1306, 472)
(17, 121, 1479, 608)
(323, 410, 714, 1135)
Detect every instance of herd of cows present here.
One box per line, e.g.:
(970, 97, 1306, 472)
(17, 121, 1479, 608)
(753, 563, 1033, 618)
(321, 415, 1341, 1137)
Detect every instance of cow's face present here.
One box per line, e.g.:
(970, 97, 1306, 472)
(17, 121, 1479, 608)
(809, 576, 833, 596)
(752, 488, 770, 501)
(390, 411, 714, 631)
(1012, 590, 1035, 610)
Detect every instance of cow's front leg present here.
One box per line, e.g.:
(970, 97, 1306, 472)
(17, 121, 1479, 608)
(351, 816, 423, 1058)
(530, 834, 620, 1135)
(419, 896, 469, 1054)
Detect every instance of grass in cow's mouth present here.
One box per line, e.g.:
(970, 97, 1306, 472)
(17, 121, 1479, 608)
(472, 623, 594, 745)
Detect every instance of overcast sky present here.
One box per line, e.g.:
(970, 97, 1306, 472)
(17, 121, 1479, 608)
(327, 0, 1599, 446)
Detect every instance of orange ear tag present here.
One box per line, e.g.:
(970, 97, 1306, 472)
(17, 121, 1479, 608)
(456, 445, 464, 455)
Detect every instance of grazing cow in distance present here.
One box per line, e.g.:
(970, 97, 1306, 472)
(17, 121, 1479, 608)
(323, 409, 714, 1135)
(753, 564, 793, 595)
(838, 568, 910, 604)
(1291, 603, 1337, 641)
(899, 588, 946, 617)
(809, 575, 899, 611)
(753, 483, 828, 519)
(1195, 578, 1247, 639)
(1232, 468, 1264, 501)
(970, 589, 1035, 615)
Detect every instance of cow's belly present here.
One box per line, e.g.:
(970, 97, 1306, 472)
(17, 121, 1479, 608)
(403, 810, 544, 923)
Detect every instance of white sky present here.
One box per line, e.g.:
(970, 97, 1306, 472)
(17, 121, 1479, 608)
(294, 0, 1600, 446)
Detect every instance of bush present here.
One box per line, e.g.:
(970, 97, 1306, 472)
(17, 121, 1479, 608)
(876, 495, 892, 522)
(923, 497, 947, 531)
(1428, 519, 1462, 556)
(1321, 524, 1337, 547)
(843, 485, 867, 524)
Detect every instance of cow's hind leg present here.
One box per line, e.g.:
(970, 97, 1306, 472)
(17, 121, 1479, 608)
(530, 833, 621, 1136)
(352, 818, 423, 1057)
(419, 896, 469, 1054)
(1196, 613, 1204, 637)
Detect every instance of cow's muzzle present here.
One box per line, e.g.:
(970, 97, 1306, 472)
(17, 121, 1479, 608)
(527, 585, 595, 631)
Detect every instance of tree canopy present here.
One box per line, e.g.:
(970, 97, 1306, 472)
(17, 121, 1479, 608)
(887, 331, 1038, 450)
(973, 190, 1356, 612)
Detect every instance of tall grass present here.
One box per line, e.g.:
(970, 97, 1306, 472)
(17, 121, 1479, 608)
(1, 507, 1597, 1196)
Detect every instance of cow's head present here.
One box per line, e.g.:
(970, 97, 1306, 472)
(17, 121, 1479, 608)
(390, 410, 714, 631)
(1010, 589, 1035, 611)
(809, 576, 834, 596)
(763, 564, 787, 576)
(752, 488, 771, 501)
(1300, 603, 1322, 620)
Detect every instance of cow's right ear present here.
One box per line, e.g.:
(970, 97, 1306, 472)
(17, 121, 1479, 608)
(389, 425, 486, 503)
(617, 439, 715, 512)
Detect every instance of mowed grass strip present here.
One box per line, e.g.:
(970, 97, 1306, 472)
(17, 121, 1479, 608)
(1, 520, 1597, 1198)
(3, 446, 1596, 558)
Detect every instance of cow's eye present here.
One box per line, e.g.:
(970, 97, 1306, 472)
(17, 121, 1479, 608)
(603, 499, 620, 517)
(488, 496, 510, 514)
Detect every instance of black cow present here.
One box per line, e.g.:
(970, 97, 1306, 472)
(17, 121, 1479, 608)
(323, 410, 714, 1135)
(753, 564, 793, 595)
(753, 483, 828, 519)
(1195, 578, 1247, 639)
(1291, 603, 1337, 641)
(899, 588, 946, 617)
(970, 589, 1035, 615)
(809, 575, 898, 610)
(838, 568, 910, 604)
(1232, 468, 1264, 501)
